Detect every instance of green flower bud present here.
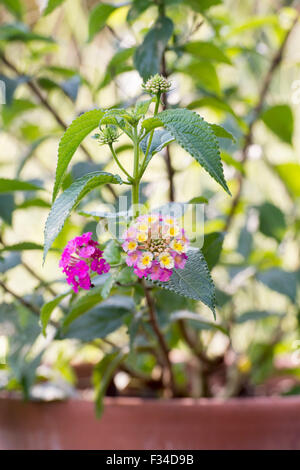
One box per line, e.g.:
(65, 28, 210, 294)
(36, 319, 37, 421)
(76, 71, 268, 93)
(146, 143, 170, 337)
(97, 126, 120, 145)
(142, 74, 171, 95)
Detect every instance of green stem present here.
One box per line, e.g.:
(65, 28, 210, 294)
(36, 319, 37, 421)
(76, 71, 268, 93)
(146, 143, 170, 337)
(109, 143, 133, 181)
(131, 93, 161, 215)
(132, 126, 140, 216)
(132, 183, 139, 211)
(139, 93, 161, 177)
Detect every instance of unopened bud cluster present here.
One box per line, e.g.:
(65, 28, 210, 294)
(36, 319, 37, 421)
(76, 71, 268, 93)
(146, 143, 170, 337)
(142, 74, 171, 95)
(98, 126, 119, 145)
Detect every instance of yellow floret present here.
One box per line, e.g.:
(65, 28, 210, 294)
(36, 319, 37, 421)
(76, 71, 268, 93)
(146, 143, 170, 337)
(137, 232, 147, 243)
(159, 252, 174, 269)
(137, 223, 148, 232)
(146, 214, 158, 224)
(127, 241, 137, 251)
(171, 240, 185, 253)
(165, 216, 175, 225)
(167, 225, 180, 237)
(137, 252, 153, 269)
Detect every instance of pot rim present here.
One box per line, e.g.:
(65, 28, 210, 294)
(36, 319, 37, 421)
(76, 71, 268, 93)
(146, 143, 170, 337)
(1, 393, 300, 408)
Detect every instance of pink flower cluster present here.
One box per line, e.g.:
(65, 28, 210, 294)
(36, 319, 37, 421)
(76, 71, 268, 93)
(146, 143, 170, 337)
(122, 213, 189, 282)
(59, 232, 110, 292)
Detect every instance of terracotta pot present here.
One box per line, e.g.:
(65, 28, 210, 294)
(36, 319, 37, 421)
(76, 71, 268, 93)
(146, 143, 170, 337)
(1, 395, 300, 450)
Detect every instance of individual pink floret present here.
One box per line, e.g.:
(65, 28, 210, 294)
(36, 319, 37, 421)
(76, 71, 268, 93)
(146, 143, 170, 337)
(150, 261, 172, 282)
(126, 251, 140, 267)
(172, 252, 188, 269)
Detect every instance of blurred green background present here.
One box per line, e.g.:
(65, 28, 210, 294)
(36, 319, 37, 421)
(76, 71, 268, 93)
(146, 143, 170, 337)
(0, 0, 300, 401)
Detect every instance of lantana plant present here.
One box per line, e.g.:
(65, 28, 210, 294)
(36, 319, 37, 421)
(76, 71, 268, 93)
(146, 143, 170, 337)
(43, 74, 231, 411)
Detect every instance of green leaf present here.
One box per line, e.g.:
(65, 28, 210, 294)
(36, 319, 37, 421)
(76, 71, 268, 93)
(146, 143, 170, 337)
(202, 232, 224, 270)
(274, 163, 300, 198)
(134, 98, 154, 117)
(140, 129, 174, 165)
(179, 61, 220, 96)
(0, 23, 54, 43)
(1, 99, 36, 128)
(127, 311, 143, 352)
(210, 124, 235, 142)
(184, 41, 231, 64)
(40, 292, 70, 336)
(189, 196, 208, 204)
(71, 161, 105, 180)
(117, 266, 137, 285)
(0, 0, 23, 19)
(44, 171, 122, 261)
(261, 105, 294, 145)
(103, 240, 122, 265)
(0, 178, 43, 193)
(93, 349, 126, 418)
(149, 249, 216, 318)
(235, 310, 283, 324)
(37, 77, 60, 91)
(141, 116, 163, 132)
(17, 198, 50, 209)
(52, 109, 104, 201)
(0, 252, 21, 273)
(42, 0, 66, 16)
(99, 48, 134, 89)
(134, 16, 173, 80)
(257, 202, 286, 242)
(237, 226, 253, 259)
(184, 0, 222, 12)
(88, 3, 117, 42)
(215, 288, 231, 307)
(62, 283, 107, 329)
(61, 296, 135, 340)
(100, 108, 135, 127)
(227, 15, 278, 38)
(127, 0, 152, 22)
(157, 108, 231, 195)
(256, 269, 297, 303)
(79, 209, 129, 220)
(170, 310, 228, 335)
(0, 242, 47, 252)
(0, 194, 14, 225)
(187, 96, 237, 119)
(2, 303, 42, 398)
(42, 65, 78, 79)
(60, 75, 81, 102)
(16, 137, 49, 177)
(0, 74, 29, 105)
(101, 273, 116, 299)
(108, 47, 135, 68)
(155, 289, 193, 315)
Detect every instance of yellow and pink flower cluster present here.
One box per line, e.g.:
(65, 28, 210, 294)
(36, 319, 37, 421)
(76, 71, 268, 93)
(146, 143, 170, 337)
(122, 213, 189, 282)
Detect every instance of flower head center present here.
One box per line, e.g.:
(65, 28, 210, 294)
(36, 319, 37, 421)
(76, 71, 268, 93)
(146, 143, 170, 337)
(144, 236, 168, 255)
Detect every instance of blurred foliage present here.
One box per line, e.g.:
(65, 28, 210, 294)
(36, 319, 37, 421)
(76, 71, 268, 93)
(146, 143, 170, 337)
(0, 0, 300, 409)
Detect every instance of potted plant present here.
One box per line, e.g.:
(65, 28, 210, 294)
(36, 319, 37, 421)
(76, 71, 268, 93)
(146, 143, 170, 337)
(0, 0, 300, 451)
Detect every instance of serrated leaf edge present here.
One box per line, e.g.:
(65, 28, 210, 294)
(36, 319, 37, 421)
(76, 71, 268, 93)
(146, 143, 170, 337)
(44, 171, 122, 262)
(148, 250, 216, 318)
(158, 109, 231, 196)
(53, 109, 104, 201)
